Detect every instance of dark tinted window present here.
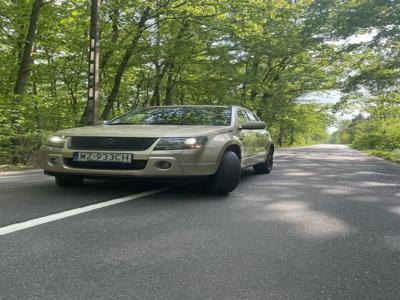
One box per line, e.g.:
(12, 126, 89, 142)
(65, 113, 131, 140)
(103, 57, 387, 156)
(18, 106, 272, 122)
(108, 107, 232, 126)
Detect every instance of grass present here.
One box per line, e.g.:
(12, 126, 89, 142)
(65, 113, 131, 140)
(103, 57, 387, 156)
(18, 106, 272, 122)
(366, 149, 400, 164)
(0, 164, 38, 172)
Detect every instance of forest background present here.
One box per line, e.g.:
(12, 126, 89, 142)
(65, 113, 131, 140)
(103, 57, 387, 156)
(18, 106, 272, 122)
(0, 0, 398, 167)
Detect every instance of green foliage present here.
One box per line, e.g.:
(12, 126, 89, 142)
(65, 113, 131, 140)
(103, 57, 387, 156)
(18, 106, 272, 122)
(0, 0, 343, 164)
(331, 93, 400, 156)
(268, 103, 333, 146)
(323, 1, 400, 161)
(366, 150, 400, 164)
(353, 119, 400, 151)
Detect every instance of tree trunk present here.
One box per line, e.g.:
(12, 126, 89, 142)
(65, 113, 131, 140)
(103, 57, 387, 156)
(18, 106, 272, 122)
(162, 20, 188, 106)
(11, 0, 43, 164)
(290, 127, 295, 145)
(32, 70, 40, 129)
(151, 61, 170, 106)
(250, 88, 258, 101)
(164, 64, 176, 105)
(100, 4, 120, 78)
(150, 64, 162, 106)
(150, 83, 161, 106)
(101, 6, 151, 119)
(278, 127, 284, 147)
(249, 57, 260, 101)
(178, 85, 185, 104)
(14, 0, 43, 96)
(241, 59, 249, 99)
(150, 3, 162, 107)
(164, 75, 174, 105)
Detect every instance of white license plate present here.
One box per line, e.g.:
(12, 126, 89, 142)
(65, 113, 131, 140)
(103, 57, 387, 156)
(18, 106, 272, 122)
(73, 152, 132, 163)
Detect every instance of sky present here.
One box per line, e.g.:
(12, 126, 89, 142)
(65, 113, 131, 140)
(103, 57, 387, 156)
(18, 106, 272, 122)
(298, 91, 351, 134)
(299, 31, 378, 134)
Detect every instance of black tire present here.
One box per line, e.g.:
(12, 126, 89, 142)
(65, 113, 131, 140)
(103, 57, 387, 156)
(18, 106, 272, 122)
(207, 151, 241, 194)
(253, 149, 274, 174)
(55, 175, 84, 187)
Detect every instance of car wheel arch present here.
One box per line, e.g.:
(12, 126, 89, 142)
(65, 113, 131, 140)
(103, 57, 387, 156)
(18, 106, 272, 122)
(268, 144, 275, 155)
(218, 142, 242, 162)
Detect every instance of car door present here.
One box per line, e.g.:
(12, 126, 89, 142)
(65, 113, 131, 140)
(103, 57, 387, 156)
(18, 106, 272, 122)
(245, 110, 268, 160)
(237, 110, 257, 162)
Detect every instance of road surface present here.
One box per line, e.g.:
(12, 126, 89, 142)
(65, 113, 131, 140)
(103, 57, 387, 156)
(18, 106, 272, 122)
(0, 145, 399, 299)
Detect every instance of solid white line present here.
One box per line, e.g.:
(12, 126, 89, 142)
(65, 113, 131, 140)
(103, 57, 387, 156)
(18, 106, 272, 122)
(0, 186, 174, 236)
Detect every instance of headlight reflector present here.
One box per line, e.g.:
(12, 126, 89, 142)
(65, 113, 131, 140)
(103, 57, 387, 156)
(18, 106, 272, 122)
(154, 137, 207, 150)
(45, 135, 66, 148)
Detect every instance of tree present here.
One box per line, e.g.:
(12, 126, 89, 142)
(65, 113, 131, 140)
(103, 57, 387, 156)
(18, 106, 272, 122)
(101, 5, 151, 119)
(0, 0, 342, 164)
(14, 0, 44, 96)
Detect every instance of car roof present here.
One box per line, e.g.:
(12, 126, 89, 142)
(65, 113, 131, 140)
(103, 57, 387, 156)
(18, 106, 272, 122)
(144, 105, 230, 108)
(143, 105, 249, 110)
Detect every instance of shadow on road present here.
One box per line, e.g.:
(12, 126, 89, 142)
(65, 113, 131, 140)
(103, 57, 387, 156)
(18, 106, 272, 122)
(1, 145, 400, 299)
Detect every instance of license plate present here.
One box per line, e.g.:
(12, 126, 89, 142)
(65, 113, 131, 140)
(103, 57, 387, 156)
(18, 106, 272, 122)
(73, 152, 132, 163)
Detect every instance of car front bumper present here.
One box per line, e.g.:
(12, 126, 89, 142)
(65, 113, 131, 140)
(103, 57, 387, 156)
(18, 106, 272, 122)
(40, 146, 219, 178)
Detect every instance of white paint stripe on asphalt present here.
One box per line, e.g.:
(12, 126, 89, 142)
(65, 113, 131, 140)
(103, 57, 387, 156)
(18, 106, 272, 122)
(0, 186, 174, 236)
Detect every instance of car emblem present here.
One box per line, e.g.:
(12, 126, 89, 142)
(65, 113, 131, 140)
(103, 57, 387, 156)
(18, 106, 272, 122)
(100, 138, 116, 146)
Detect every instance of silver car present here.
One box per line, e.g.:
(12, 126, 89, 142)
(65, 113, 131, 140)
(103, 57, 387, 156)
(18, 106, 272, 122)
(40, 105, 274, 193)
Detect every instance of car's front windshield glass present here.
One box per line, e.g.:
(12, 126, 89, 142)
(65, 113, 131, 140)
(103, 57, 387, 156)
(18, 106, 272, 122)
(108, 107, 232, 126)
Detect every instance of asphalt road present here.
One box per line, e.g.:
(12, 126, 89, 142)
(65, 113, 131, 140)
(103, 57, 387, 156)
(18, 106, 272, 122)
(1, 145, 399, 299)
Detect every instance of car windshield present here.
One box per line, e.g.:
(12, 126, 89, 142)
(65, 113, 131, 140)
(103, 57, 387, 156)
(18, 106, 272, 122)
(108, 107, 232, 126)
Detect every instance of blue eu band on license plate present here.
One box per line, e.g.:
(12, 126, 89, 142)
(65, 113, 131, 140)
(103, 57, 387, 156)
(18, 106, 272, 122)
(73, 152, 132, 163)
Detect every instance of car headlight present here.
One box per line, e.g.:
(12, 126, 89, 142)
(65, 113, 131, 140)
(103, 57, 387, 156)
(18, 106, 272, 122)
(154, 137, 208, 150)
(45, 135, 66, 148)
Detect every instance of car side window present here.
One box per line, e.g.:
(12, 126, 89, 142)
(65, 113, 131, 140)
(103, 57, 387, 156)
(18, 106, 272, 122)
(237, 110, 250, 125)
(245, 111, 259, 121)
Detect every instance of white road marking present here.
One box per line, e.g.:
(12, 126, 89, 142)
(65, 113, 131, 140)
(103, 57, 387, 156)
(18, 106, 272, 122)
(0, 186, 174, 236)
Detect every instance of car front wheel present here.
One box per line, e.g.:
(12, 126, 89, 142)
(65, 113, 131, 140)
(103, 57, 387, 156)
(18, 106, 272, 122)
(55, 175, 84, 187)
(207, 150, 241, 194)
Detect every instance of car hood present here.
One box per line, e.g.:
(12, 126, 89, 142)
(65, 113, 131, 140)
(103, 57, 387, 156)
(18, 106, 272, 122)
(55, 125, 233, 138)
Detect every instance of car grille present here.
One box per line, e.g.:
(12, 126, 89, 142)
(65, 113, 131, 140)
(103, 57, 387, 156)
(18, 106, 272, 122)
(64, 159, 147, 170)
(68, 137, 157, 151)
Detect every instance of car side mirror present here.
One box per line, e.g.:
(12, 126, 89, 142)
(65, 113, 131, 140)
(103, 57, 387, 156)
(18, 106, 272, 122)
(240, 121, 266, 130)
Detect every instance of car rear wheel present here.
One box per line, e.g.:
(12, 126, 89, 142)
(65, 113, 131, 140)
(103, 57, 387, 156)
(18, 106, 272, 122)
(253, 149, 274, 174)
(55, 175, 84, 187)
(207, 150, 241, 194)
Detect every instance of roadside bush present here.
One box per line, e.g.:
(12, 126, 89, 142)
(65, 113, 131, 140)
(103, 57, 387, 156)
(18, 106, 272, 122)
(353, 119, 400, 151)
(0, 131, 48, 165)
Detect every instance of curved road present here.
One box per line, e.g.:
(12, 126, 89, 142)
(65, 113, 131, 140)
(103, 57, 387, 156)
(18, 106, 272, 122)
(0, 145, 399, 299)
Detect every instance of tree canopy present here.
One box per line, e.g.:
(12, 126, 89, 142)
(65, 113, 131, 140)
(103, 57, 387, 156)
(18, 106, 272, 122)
(0, 0, 397, 165)
(326, 1, 400, 160)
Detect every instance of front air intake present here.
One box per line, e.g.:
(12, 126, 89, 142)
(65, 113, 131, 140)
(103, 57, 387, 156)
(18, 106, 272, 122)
(68, 137, 157, 151)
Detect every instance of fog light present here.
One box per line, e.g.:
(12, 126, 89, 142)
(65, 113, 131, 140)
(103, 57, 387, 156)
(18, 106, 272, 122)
(156, 161, 172, 170)
(49, 157, 58, 166)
